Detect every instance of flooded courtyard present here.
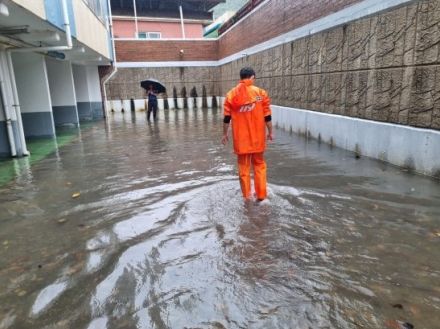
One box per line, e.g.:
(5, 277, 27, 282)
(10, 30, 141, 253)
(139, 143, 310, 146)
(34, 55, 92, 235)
(0, 108, 439, 329)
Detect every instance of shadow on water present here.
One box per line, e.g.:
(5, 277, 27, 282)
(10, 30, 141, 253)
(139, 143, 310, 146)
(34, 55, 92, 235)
(0, 109, 439, 329)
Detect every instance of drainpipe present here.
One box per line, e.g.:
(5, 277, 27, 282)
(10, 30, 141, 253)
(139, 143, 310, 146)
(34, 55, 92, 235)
(179, 5, 186, 39)
(103, 0, 117, 117)
(0, 72, 17, 157)
(6, 51, 29, 156)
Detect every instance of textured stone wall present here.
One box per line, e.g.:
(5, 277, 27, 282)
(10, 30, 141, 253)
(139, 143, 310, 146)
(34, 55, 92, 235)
(105, 66, 220, 100)
(219, 0, 440, 129)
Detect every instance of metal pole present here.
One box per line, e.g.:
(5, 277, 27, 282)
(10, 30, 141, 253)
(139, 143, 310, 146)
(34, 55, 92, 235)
(133, 0, 138, 38)
(179, 5, 186, 39)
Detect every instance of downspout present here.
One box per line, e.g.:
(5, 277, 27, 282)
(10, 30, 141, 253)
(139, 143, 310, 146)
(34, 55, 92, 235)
(5, 0, 73, 156)
(6, 51, 29, 156)
(0, 65, 17, 156)
(103, 0, 117, 118)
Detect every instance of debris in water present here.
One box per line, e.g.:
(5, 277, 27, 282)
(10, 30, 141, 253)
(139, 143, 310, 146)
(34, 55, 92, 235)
(215, 224, 225, 239)
(72, 192, 81, 198)
(66, 182, 72, 186)
(2, 240, 8, 246)
(57, 218, 67, 224)
(392, 304, 404, 310)
(259, 306, 280, 316)
(222, 239, 234, 247)
(16, 290, 26, 297)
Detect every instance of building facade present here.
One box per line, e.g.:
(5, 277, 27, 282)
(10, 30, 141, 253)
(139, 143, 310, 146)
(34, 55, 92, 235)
(0, 0, 113, 158)
(111, 0, 222, 39)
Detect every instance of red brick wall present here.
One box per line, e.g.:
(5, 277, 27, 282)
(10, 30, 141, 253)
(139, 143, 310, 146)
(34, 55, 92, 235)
(115, 40, 218, 62)
(218, 0, 363, 58)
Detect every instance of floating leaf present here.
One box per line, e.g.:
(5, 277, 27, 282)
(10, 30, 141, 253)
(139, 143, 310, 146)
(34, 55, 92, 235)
(16, 290, 26, 297)
(72, 192, 81, 198)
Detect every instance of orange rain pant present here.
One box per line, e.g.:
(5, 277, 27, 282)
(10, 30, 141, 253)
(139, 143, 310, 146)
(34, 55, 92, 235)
(237, 152, 267, 200)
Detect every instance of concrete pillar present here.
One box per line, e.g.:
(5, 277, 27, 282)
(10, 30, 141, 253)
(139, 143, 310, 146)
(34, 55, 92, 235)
(11, 53, 55, 137)
(0, 84, 12, 157)
(72, 64, 92, 121)
(86, 66, 104, 119)
(73, 65, 104, 120)
(46, 58, 79, 127)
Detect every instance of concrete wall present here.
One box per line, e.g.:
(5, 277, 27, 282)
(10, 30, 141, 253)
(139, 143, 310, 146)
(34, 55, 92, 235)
(46, 59, 79, 126)
(272, 105, 440, 178)
(11, 53, 55, 137)
(73, 65, 103, 120)
(11, 0, 46, 19)
(73, 0, 110, 59)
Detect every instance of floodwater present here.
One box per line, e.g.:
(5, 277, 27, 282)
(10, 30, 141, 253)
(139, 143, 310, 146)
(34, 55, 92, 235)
(0, 108, 439, 329)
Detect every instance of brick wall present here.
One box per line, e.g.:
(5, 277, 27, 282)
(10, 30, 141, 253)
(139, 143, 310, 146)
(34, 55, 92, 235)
(217, 0, 363, 58)
(115, 40, 218, 62)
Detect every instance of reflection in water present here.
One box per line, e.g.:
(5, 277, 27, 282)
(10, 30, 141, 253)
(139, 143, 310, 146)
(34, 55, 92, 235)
(0, 109, 439, 329)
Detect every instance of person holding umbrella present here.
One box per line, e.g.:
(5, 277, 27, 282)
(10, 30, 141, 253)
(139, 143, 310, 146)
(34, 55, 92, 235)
(221, 67, 273, 202)
(147, 84, 158, 121)
(141, 79, 166, 121)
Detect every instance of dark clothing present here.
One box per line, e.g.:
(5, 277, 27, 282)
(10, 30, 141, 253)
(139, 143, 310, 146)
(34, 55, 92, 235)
(148, 91, 157, 103)
(147, 91, 158, 121)
(147, 99, 158, 120)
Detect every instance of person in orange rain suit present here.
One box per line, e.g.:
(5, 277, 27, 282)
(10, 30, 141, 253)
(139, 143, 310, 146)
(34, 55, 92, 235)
(222, 67, 273, 201)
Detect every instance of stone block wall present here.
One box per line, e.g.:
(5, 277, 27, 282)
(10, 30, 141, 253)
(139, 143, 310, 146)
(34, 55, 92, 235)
(105, 66, 220, 100)
(219, 0, 440, 129)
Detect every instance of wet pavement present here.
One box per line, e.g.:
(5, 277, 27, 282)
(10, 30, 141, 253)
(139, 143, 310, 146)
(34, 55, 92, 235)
(0, 108, 439, 329)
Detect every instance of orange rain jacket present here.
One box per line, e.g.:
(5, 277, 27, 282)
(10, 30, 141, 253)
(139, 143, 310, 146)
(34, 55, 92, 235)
(224, 79, 272, 155)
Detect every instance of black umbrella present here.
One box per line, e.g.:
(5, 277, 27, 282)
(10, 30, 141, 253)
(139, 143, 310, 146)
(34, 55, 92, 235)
(140, 79, 166, 94)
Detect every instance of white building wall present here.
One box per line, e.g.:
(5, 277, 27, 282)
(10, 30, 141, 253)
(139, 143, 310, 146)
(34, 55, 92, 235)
(12, 53, 52, 113)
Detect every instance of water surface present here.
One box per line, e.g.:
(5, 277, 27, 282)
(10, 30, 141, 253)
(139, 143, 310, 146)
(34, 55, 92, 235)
(0, 109, 439, 329)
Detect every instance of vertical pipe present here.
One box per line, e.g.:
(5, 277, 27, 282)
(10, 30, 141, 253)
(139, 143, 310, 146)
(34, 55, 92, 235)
(103, 0, 118, 117)
(0, 54, 17, 156)
(60, 0, 72, 48)
(133, 0, 138, 38)
(6, 51, 29, 156)
(179, 5, 186, 39)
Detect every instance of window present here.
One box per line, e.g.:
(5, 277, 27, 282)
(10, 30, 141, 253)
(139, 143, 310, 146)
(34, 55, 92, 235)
(137, 32, 162, 39)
